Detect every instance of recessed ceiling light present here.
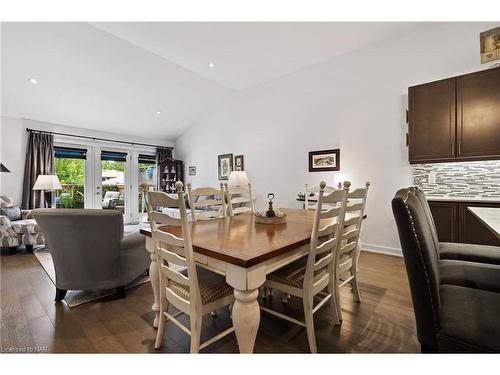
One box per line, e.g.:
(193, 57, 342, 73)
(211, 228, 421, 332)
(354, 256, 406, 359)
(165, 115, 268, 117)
(28, 78, 38, 85)
(156, 111, 161, 115)
(208, 62, 215, 69)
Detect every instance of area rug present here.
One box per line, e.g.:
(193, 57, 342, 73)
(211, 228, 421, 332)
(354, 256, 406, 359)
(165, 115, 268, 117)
(33, 248, 150, 308)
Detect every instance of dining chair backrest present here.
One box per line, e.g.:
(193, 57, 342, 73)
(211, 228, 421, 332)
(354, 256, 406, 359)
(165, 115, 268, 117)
(187, 183, 227, 221)
(304, 183, 338, 210)
(340, 181, 370, 257)
(304, 181, 350, 291)
(146, 182, 202, 313)
(225, 182, 255, 216)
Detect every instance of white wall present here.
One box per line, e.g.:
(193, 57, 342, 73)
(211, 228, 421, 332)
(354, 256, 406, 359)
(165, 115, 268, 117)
(175, 22, 499, 255)
(0, 116, 174, 203)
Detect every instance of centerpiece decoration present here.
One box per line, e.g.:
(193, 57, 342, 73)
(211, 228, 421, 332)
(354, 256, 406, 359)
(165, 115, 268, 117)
(254, 193, 287, 224)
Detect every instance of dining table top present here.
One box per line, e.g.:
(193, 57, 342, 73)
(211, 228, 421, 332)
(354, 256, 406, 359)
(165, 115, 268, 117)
(140, 208, 365, 269)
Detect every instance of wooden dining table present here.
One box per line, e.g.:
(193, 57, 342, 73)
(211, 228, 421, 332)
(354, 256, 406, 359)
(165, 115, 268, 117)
(140, 208, 364, 353)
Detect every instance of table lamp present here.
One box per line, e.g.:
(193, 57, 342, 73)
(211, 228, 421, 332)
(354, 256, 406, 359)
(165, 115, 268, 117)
(33, 174, 62, 208)
(228, 171, 250, 186)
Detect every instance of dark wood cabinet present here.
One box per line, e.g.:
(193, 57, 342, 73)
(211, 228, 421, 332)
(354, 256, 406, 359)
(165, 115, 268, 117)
(458, 202, 500, 246)
(408, 78, 456, 163)
(457, 68, 500, 159)
(428, 201, 458, 242)
(159, 158, 184, 194)
(428, 200, 500, 247)
(408, 67, 500, 164)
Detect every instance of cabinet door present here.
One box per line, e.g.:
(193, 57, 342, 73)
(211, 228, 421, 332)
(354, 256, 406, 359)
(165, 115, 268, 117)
(408, 78, 456, 163)
(428, 201, 459, 242)
(457, 68, 500, 159)
(459, 203, 500, 246)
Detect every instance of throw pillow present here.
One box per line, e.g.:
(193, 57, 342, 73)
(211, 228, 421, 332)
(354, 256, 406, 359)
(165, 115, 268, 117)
(0, 206, 22, 221)
(0, 195, 16, 208)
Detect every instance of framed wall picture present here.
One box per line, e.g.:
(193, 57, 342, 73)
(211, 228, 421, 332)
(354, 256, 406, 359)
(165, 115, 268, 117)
(480, 27, 500, 63)
(309, 149, 340, 172)
(234, 155, 244, 171)
(218, 153, 233, 180)
(188, 166, 196, 176)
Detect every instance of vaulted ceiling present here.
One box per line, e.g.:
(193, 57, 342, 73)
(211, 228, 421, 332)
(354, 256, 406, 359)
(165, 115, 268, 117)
(1, 22, 424, 140)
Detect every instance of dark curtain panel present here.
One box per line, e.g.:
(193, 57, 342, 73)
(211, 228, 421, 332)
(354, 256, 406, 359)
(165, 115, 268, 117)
(22, 132, 55, 209)
(156, 147, 172, 164)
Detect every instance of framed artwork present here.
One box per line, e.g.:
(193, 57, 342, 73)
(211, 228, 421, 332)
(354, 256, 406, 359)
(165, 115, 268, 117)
(234, 155, 244, 171)
(309, 149, 340, 172)
(480, 27, 500, 63)
(218, 153, 233, 180)
(188, 166, 196, 176)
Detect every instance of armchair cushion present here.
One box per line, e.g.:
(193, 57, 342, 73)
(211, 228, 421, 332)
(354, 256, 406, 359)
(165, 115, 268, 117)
(440, 259, 500, 293)
(11, 219, 41, 234)
(439, 242, 500, 265)
(438, 284, 500, 352)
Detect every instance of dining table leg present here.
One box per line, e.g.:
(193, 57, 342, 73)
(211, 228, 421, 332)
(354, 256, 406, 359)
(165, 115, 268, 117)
(232, 289, 260, 353)
(145, 236, 160, 328)
(226, 264, 266, 353)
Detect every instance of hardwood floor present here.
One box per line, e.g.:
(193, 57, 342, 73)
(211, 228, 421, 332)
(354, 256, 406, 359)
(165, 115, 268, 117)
(0, 248, 419, 353)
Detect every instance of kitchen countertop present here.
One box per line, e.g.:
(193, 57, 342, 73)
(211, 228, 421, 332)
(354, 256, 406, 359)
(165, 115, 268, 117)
(426, 196, 500, 204)
(468, 207, 500, 239)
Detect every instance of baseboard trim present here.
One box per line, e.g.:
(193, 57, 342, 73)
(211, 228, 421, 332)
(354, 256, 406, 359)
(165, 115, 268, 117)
(361, 243, 402, 257)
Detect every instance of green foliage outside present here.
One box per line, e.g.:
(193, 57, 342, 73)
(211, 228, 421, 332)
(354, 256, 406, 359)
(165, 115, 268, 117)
(55, 158, 85, 208)
(102, 160, 124, 172)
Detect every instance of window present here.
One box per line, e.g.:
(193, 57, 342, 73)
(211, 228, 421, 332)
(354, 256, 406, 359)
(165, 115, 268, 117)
(54, 146, 87, 208)
(138, 154, 157, 220)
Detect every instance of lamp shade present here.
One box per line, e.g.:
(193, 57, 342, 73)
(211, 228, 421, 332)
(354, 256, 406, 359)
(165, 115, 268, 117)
(33, 175, 62, 190)
(0, 163, 10, 173)
(228, 171, 250, 186)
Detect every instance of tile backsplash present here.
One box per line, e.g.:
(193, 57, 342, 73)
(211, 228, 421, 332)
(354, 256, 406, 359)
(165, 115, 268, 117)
(412, 160, 500, 199)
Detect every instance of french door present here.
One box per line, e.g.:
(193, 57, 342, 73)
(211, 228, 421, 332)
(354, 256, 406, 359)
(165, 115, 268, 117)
(54, 142, 156, 224)
(93, 147, 132, 223)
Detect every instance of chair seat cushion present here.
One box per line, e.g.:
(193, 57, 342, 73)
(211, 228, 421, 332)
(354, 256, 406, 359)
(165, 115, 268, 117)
(440, 259, 500, 293)
(168, 267, 233, 305)
(266, 256, 327, 289)
(11, 219, 41, 234)
(439, 242, 500, 265)
(438, 285, 500, 352)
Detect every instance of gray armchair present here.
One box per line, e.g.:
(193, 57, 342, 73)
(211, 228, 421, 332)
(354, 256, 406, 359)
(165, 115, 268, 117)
(32, 208, 150, 302)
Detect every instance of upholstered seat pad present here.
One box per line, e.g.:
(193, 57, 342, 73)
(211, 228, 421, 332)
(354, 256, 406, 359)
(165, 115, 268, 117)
(168, 266, 233, 305)
(266, 256, 328, 289)
(11, 219, 41, 234)
(439, 242, 500, 265)
(440, 259, 500, 293)
(438, 284, 500, 352)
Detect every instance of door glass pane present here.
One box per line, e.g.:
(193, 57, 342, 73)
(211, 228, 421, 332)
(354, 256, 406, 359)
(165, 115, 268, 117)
(138, 154, 157, 221)
(101, 151, 127, 214)
(54, 147, 86, 209)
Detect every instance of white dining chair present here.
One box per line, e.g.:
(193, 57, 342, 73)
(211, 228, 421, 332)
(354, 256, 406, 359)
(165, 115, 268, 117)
(261, 181, 350, 353)
(333, 181, 370, 320)
(146, 182, 235, 353)
(187, 183, 227, 221)
(224, 182, 255, 216)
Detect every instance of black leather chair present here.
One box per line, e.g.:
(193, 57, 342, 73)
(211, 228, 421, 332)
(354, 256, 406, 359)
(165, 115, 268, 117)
(392, 187, 500, 352)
